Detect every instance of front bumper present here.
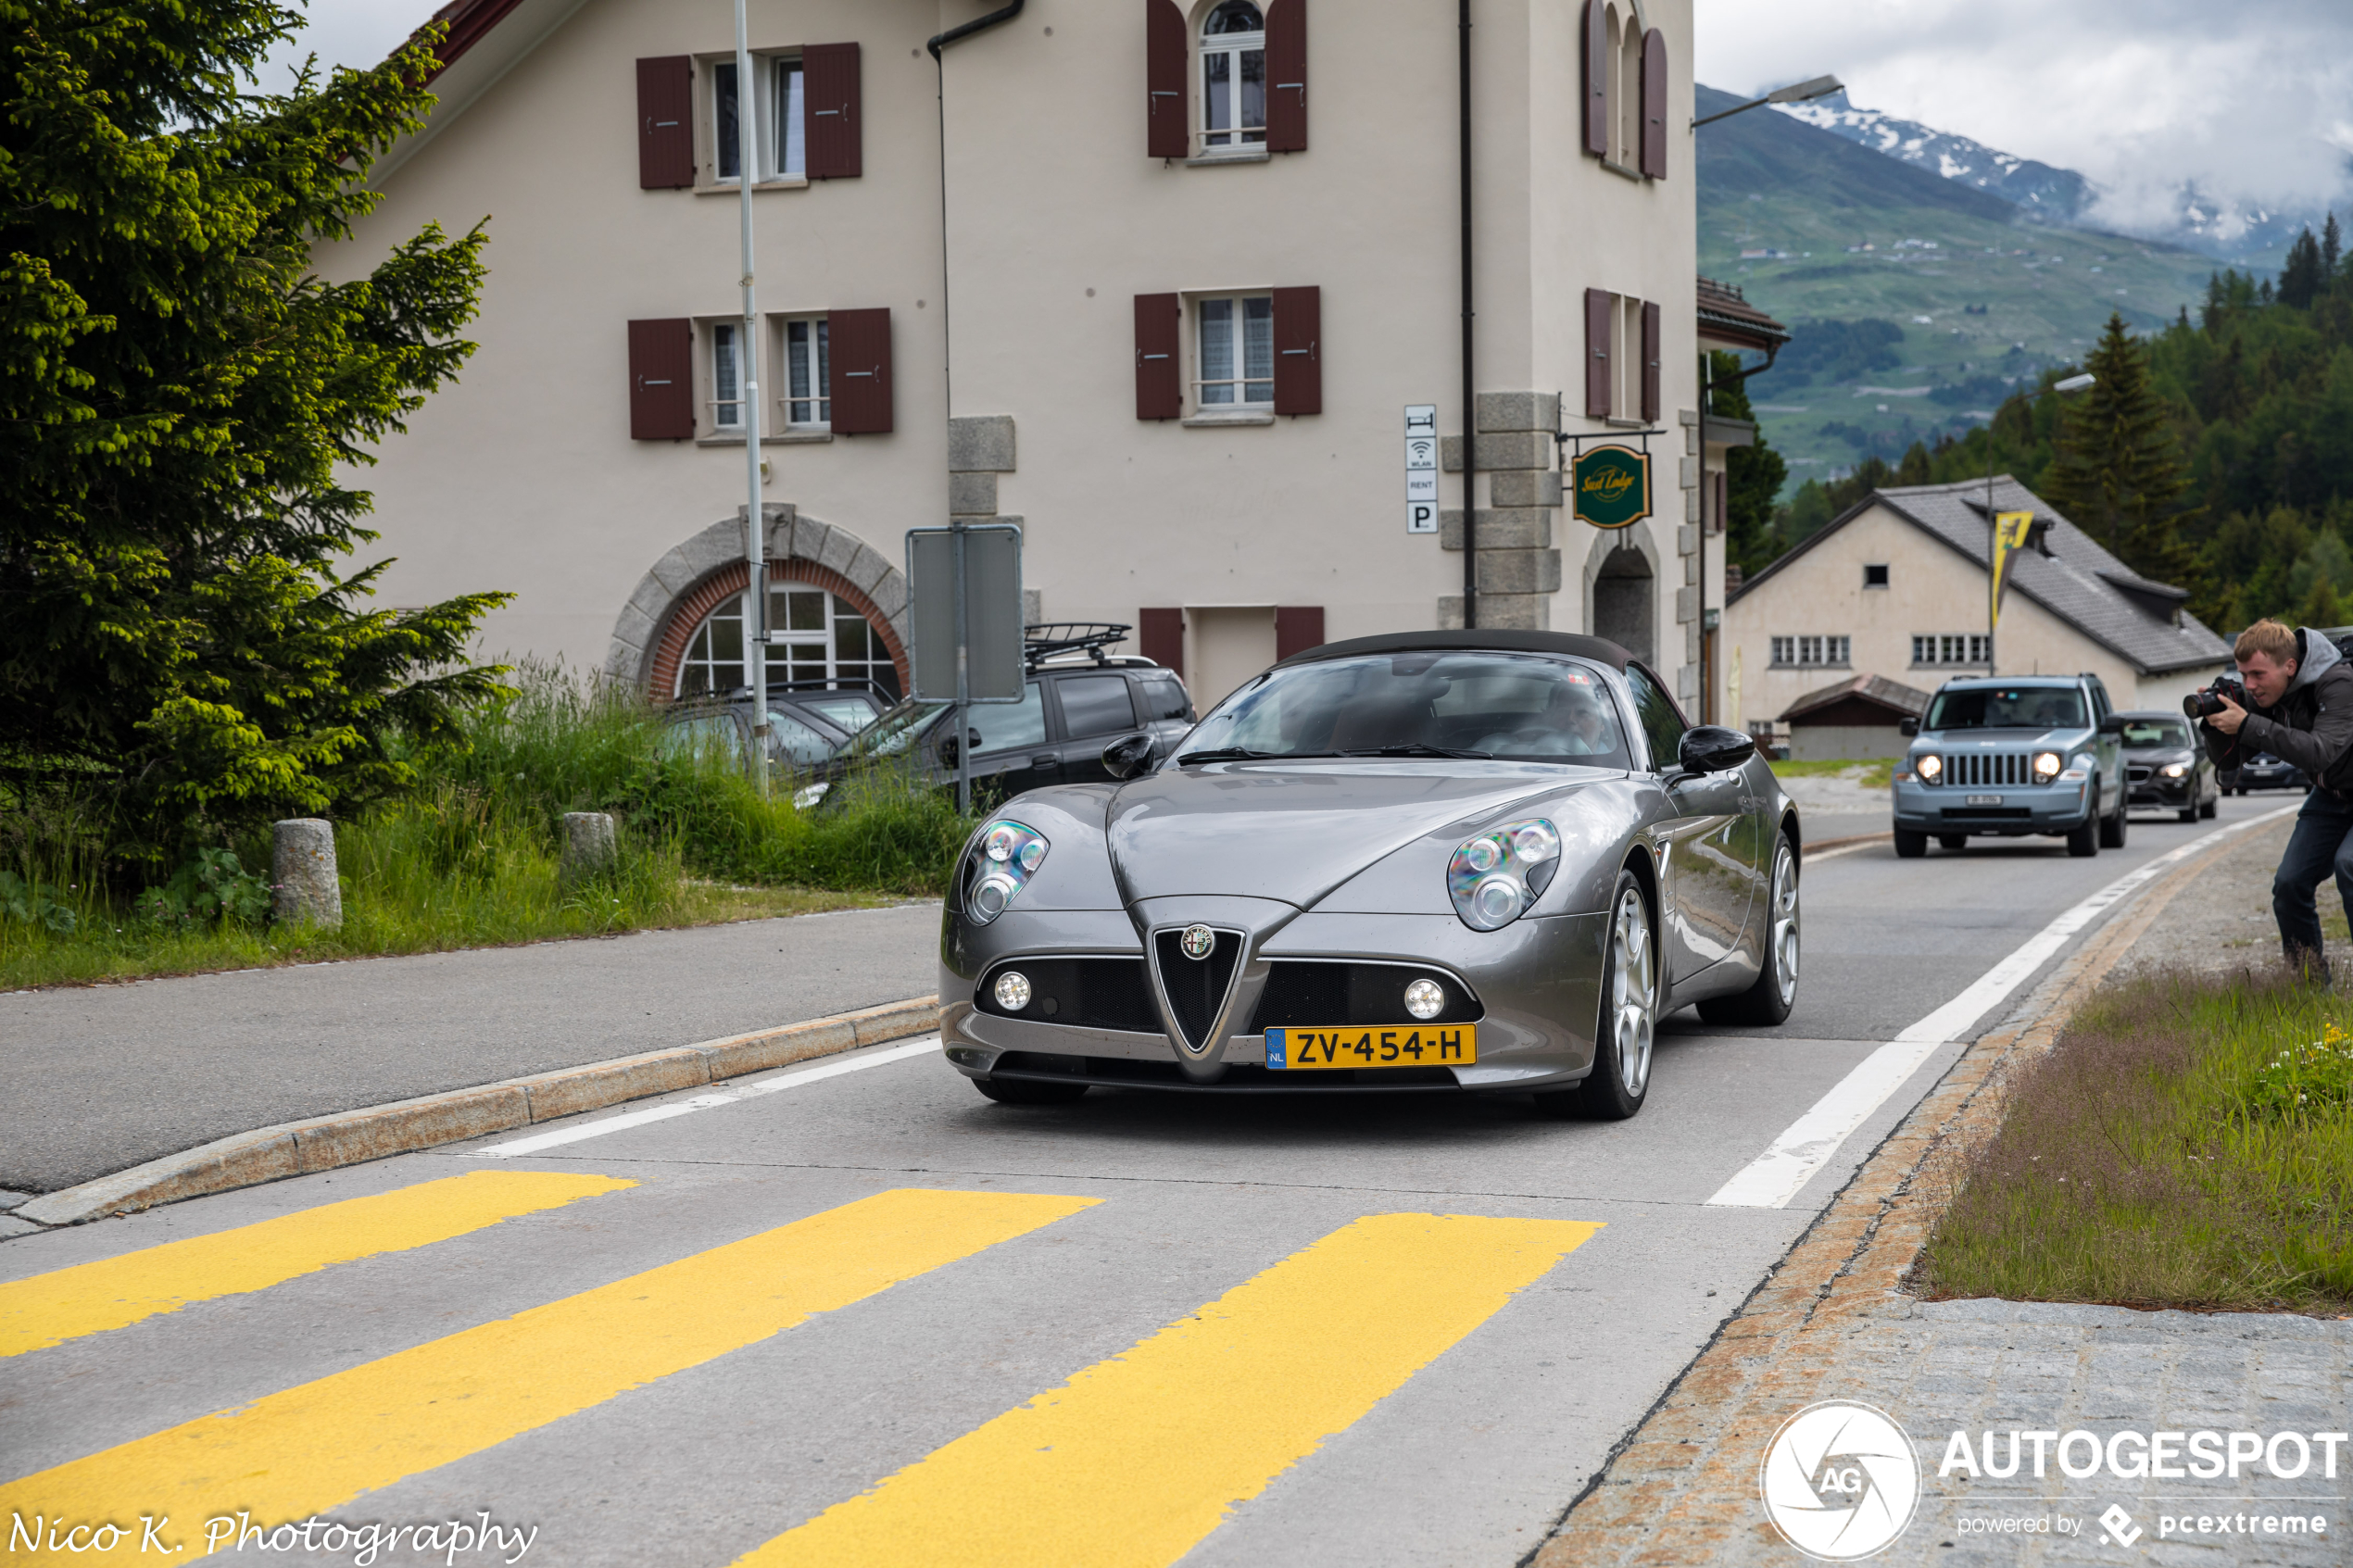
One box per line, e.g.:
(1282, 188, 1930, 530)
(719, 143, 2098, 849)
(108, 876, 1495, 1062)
(939, 907, 1608, 1093)
(2127, 771, 2196, 807)
(1893, 776, 2093, 835)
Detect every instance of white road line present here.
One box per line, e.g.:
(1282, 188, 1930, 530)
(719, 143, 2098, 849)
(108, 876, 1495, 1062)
(479, 1036, 941, 1158)
(1705, 805, 2298, 1210)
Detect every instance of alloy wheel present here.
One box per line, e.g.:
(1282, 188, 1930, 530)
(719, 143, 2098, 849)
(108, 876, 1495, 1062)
(1768, 841, 1800, 1008)
(1611, 886, 1657, 1098)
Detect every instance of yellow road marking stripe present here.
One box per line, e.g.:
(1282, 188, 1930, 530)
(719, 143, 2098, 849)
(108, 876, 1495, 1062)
(1, 1187, 1097, 1561)
(737, 1211, 1602, 1568)
(0, 1171, 635, 1360)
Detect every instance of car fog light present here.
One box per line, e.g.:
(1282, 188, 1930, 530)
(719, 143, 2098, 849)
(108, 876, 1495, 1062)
(1403, 978, 1446, 1020)
(1471, 875, 1523, 926)
(1916, 754, 1943, 783)
(994, 971, 1032, 1011)
(2033, 750, 2063, 782)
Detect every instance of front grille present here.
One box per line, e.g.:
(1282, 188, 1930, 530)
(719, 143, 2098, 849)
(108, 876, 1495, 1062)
(1152, 928, 1243, 1047)
(2127, 765, 2152, 784)
(1941, 807, 2032, 820)
(976, 958, 1160, 1034)
(1247, 962, 1482, 1031)
(1947, 752, 2032, 787)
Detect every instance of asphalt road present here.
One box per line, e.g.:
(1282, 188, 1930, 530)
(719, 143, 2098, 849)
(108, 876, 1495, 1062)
(0, 795, 2292, 1566)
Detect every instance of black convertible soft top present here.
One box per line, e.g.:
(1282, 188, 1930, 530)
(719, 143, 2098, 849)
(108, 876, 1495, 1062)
(1270, 628, 1632, 672)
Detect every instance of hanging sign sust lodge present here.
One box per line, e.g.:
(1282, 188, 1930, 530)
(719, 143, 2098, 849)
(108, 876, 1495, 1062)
(1571, 444, 1652, 530)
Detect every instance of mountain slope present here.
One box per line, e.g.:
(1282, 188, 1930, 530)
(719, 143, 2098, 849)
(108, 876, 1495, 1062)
(1770, 92, 2089, 223)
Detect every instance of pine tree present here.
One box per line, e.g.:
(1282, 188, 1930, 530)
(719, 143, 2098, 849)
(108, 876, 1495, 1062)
(2045, 315, 2197, 585)
(2322, 212, 2343, 279)
(2279, 227, 2325, 309)
(1707, 351, 1788, 578)
(1895, 441, 1931, 486)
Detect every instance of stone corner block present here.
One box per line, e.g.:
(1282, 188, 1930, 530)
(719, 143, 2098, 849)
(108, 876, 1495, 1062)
(1679, 407, 1700, 426)
(1475, 547, 1564, 596)
(1472, 592, 1552, 631)
(948, 470, 998, 516)
(1490, 470, 1564, 508)
(1476, 391, 1561, 434)
(948, 415, 1016, 472)
(1440, 508, 1553, 552)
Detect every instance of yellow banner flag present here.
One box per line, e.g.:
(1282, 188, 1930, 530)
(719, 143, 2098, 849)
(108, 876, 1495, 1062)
(1989, 509, 2034, 632)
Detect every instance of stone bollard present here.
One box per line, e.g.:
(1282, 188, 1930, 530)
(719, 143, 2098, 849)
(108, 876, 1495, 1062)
(560, 811, 618, 887)
(271, 819, 343, 928)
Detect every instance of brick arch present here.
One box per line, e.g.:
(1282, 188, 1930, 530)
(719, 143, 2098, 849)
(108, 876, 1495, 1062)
(646, 561, 911, 700)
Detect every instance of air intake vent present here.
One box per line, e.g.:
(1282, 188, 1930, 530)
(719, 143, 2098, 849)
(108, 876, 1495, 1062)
(1152, 928, 1242, 1048)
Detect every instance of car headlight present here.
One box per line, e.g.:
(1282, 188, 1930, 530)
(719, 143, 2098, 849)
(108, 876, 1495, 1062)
(962, 820, 1048, 925)
(2033, 750, 2064, 782)
(1448, 818, 1560, 932)
(2160, 762, 2188, 778)
(1915, 753, 1943, 784)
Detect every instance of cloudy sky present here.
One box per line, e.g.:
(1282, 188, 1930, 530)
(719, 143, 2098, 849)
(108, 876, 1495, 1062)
(1693, 0, 2353, 234)
(271, 1, 2353, 235)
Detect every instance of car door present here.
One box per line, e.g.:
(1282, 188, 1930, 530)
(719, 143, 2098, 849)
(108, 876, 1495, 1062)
(1625, 664, 1755, 986)
(961, 678, 1052, 799)
(1046, 671, 1144, 784)
(1132, 669, 1198, 761)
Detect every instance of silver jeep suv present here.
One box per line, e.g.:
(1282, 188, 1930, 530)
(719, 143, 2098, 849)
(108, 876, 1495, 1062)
(1892, 673, 2128, 858)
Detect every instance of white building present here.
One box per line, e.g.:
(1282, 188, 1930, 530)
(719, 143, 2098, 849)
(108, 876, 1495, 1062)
(330, 0, 1711, 709)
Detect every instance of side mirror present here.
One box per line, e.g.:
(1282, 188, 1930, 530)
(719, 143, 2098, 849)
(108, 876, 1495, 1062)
(2097, 714, 2126, 735)
(1899, 717, 1919, 737)
(1677, 725, 1757, 775)
(1101, 732, 1154, 781)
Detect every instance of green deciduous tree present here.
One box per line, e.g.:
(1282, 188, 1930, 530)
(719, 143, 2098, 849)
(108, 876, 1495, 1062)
(0, 0, 509, 865)
(2044, 313, 2197, 584)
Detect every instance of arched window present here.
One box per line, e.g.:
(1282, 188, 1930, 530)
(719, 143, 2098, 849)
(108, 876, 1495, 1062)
(673, 583, 901, 700)
(1618, 12, 1642, 167)
(1201, 1, 1266, 150)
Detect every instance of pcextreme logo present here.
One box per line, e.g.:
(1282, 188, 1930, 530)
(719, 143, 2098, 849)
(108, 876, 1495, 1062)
(1759, 1400, 1922, 1561)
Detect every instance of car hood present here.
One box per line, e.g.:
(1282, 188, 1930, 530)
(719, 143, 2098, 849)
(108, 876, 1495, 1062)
(1919, 728, 2088, 748)
(1104, 761, 1603, 909)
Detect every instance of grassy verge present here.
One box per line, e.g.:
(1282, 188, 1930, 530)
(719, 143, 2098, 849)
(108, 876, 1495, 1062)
(1916, 970, 2353, 1313)
(1, 670, 969, 991)
(1769, 757, 1896, 788)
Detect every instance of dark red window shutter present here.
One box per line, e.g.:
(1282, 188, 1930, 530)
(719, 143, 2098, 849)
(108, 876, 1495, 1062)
(804, 43, 862, 178)
(1271, 285, 1321, 416)
(826, 307, 891, 433)
(1139, 608, 1185, 678)
(1641, 299, 1662, 422)
(636, 56, 694, 188)
(1580, 1, 1607, 157)
(1146, 0, 1188, 158)
(1135, 293, 1181, 420)
(1275, 607, 1325, 661)
(1585, 288, 1612, 419)
(628, 319, 694, 439)
(1640, 29, 1667, 179)
(1265, 0, 1307, 153)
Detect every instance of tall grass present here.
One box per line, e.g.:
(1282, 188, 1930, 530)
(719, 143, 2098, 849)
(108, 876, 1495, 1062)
(1917, 970, 2353, 1313)
(0, 666, 969, 990)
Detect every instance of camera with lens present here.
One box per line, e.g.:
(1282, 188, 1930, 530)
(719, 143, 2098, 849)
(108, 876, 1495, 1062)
(2183, 673, 2247, 722)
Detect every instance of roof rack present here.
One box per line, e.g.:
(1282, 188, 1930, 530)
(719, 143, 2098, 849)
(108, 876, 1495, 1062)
(1024, 621, 1132, 670)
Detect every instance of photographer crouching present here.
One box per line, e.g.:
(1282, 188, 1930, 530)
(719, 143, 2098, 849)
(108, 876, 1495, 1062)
(2192, 619, 2353, 981)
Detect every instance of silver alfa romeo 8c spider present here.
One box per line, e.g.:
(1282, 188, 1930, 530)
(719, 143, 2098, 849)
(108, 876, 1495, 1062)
(937, 630, 1802, 1119)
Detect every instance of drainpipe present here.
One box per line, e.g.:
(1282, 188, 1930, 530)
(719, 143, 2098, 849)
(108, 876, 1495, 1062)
(928, 1, 1026, 420)
(1458, 0, 1476, 629)
(1699, 336, 1780, 725)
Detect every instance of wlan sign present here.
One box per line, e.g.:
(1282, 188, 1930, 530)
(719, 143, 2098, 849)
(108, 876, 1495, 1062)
(1571, 445, 1652, 530)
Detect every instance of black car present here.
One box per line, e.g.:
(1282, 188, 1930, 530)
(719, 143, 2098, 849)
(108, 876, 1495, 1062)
(2233, 751, 2310, 795)
(2116, 710, 2220, 822)
(826, 626, 1196, 803)
(658, 686, 875, 775)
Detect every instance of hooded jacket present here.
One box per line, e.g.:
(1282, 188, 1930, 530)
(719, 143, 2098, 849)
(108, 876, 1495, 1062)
(2202, 627, 2353, 791)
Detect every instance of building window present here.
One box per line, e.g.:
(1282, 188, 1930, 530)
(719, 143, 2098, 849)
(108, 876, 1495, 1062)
(1864, 563, 1890, 588)
(713, 56, 805, 182)
(1614, 6, 1640, 167)
(1912, 633, 1992, 667)
(1197, 295, 1273, 407)
(711, 321, 743, 430)
(1201, 1, 1266, 150)
(783, 318, 829, 428)
(675, 584, 900, 699)
(1769, 635, 1851, 669)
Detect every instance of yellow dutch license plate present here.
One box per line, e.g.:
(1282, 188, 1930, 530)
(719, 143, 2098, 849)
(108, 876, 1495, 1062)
(1265, 1024, 1477, 1071)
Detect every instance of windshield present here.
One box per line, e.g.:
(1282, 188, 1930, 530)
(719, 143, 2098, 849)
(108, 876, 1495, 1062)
(1176, 652, 1633, 766)
(1924, 686, 2086, 732)
(847, 698, 951, 759)
(2120, 718, 2190, 747)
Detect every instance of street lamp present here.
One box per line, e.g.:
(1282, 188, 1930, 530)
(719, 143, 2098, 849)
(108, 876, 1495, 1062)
(1692, 73, 1844, 129)
(1985, 372, 2095, 673)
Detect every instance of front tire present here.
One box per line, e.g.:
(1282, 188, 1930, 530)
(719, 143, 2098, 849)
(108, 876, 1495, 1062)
(972, 1075, 1089, 1105)
(2066, 809, 2098, 857)
(1698, 835, 1800, 1027)
(1537, 871, 1656, 1121)
(2178, 801, 2197, 822)
(2201, 793, 2219, 819)
(2099, 781, 2128, 848)
(1894, 828, 1928, 859)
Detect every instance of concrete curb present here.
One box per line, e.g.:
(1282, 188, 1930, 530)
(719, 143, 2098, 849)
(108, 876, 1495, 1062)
(1529, 826, 2253, 1566)
(14, 996, 940, 1229)
(1805, 829, 1891, 853)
